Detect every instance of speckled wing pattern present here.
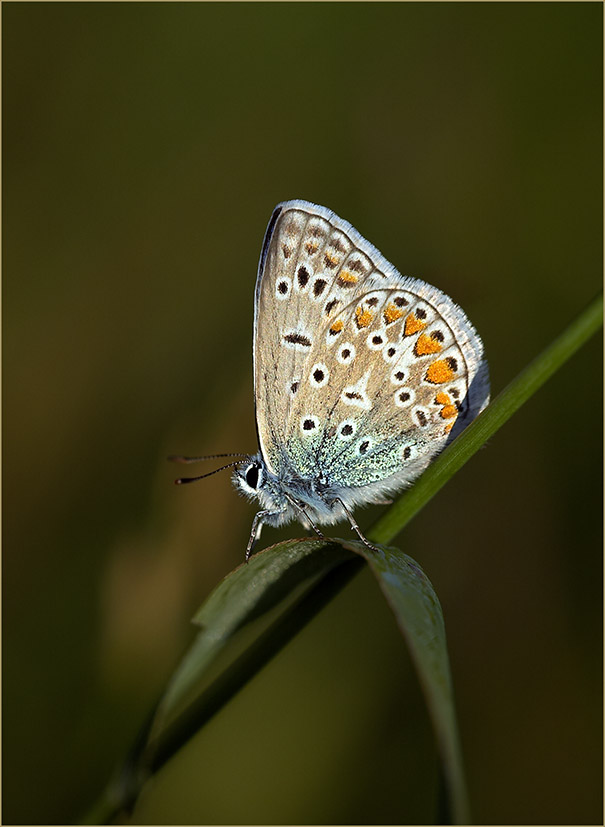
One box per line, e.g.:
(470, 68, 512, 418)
(253, 200, 489, 497)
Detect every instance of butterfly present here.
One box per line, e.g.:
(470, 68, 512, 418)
(173, 200, 490, 559)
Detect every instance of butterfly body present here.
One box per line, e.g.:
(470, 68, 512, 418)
(233, 451, 350, 528)
(230, 200, 490, 558)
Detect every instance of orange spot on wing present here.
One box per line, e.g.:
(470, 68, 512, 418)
(338, 270, 358, 284)
(384, 303, 405, 325)
(324, 251, 339, 268)
(306, 241, 319, 254)
(414, 333, 443, 356)
(440, 404, 458, 420)
(404, 312, 427, 336)
(434, 391, 457, 419)
(330, 319, 344, 333)
(426, 359, 456, 384)
(355, 306, 373, 328)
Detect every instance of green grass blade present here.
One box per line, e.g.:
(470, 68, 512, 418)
(151, 539, 356, 734)
(339, 540, 469, 823)
(146, 548, 363, 776)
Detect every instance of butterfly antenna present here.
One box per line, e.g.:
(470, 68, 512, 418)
(174, 459, 244, 485)
(168, 452, 249, 464)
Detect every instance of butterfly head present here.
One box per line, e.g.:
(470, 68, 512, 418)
(232, 453, 288, 515)
(232, 455, 265, 497)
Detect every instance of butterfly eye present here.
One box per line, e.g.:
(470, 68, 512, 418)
(245, 463, 260, 490)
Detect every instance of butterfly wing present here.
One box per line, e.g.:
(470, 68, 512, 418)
(253, 200, 489, 500)
(253, 201, 346, 475)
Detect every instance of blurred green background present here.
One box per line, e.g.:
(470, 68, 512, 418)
(3, 3, 602, 824)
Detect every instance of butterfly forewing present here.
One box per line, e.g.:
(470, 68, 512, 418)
(254, 201, 489, 491)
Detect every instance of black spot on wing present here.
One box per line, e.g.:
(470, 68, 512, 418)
(297, 266, 310, 287)
(284, 333, 312, 347)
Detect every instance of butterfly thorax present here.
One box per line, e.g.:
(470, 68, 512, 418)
(232, 453, 350, 529)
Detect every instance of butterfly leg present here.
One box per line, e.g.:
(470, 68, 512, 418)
(334, 498, 380, 552)
(245, 509, 283, 562)
(303, 518, 325, 541)
(284, 493, 325, 540)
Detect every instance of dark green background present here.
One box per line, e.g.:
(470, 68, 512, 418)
(3, 2, 602, 824)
